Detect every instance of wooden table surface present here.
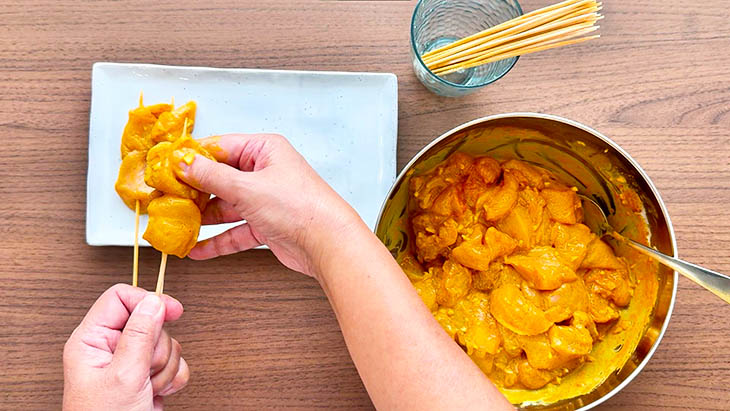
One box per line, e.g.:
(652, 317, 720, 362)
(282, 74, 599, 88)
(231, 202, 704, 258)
(2, 0, 729, 409)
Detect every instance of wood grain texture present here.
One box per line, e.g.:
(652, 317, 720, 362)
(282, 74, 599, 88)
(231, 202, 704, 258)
(1, 0, 729, 409)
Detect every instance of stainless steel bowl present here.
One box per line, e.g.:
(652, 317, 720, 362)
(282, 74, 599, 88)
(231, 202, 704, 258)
(375, 113, 677, 410)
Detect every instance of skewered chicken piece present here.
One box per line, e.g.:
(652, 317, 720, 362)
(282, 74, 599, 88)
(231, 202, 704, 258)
(144, 135, 214, 201)
(142, 120, 216, 258)
(149, 101, 196, 144)
(120, 97, 173, 158)
(143, 195, 202, 258)
(114, 150, 161, 213)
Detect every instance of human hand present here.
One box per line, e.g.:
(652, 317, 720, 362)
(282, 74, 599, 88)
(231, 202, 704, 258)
(63, 284, 189, 411)
(174, 133, 365, 277)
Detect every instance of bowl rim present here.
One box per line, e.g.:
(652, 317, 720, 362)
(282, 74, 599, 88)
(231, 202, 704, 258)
(409, 0, 523, 90)
(375, 112, 679, 410)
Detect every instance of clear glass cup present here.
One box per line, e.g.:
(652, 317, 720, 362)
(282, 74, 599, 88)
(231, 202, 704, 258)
(410, 0, 523, 97)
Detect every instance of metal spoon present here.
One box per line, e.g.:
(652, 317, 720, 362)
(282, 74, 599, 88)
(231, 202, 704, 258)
(579, 195, 730, 304)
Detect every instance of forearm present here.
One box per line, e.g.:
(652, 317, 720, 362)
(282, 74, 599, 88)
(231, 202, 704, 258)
(315, 221, 513, 410)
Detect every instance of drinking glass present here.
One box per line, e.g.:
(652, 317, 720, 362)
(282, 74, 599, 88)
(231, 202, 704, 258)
(410, 0, 523, 97)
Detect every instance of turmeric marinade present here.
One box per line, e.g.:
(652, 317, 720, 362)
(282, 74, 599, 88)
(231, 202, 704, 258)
(401, 153, 634, 391)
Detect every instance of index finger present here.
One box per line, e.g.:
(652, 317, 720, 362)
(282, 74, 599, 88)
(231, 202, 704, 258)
(197, 133, 292, 172)
(79, 284, 184, 332)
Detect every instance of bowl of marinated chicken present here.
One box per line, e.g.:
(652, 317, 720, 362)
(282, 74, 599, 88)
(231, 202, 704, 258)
(375, 113, 677, 410)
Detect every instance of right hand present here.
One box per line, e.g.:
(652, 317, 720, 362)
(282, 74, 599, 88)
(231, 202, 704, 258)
(175, 133, 364, 278)
(63, 285, 188, 411)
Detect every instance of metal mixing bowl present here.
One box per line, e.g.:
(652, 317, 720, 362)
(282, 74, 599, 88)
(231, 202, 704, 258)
(375, 113, 677, 410)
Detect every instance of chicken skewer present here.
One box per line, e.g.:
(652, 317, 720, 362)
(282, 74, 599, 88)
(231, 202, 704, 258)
(118, 94, 204, 291)
(117, 92, 167, 286)
(154, 117, 188, 296)
(136, 96, 174, 287)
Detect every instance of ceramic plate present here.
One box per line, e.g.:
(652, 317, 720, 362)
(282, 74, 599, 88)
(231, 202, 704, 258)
(86, 62, 398, 247)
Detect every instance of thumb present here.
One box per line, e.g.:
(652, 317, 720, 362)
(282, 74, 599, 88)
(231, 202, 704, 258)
(111, 294, 166, 386)
(175, 154, 250, 204)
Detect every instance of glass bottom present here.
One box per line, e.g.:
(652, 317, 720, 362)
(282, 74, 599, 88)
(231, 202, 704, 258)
(423, 37, 475, 85)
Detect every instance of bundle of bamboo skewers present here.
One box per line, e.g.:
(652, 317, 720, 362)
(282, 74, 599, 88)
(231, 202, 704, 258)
(422, 0, 602, 76)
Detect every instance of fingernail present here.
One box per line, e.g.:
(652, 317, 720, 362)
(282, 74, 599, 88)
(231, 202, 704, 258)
(170, 151, 190, 174)
(138, 294, 162, 316)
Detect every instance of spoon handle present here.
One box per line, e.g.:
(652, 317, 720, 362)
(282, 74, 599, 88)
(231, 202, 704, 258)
(627, 240, 730, 304)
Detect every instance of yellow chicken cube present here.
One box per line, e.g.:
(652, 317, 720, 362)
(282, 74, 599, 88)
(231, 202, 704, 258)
(142, 195, 201, 258)
(436, 260, 472, 307)
(120, 103, 173, 158)
(149, 101, 197, 144)
(504, 246, 578, 290)
(145, 136, 216, 201)
(451, 227, 517, 271)
(114, 150, 161, 213)
(490, 284, 553, 336)
(542, 187, 582, 224)
(478, 170, 519, 221)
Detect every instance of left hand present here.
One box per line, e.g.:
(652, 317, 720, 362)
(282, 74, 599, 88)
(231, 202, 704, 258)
(63, 284, 188, 411)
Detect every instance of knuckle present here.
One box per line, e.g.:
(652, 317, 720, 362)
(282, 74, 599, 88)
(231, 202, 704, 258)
(175, 359, 190, 387)
(63, 327, 82, 361)
(109, 283, 130, 294)
(210, 201, 225, 223)
(110, 283, 128, 291)
(220, 230, 237, 255)
(124, 323, 153, 341)
(194, 161, 215, 187)
(266, 133, 286, 143)
(231, 175, 248, 196)
(62, 339, 74, 362)
(211, 237, 226, 257)
(264, 133, 291, 150)
(152, 334, 172, 370)
(172, 338, 182, 356)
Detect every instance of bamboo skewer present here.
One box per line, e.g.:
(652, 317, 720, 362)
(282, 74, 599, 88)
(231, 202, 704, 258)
(434, 23, 598, 74)
(427, 12, 601, 70)
(130, 90, 144, 288)
(133, 200, 140, 287)
(433, 25, 599, 75)
(423, 0, 598, 65)
(153, 116, 189, 296)
(422, 0, 601, 77)
(435, 34, 600, 75)
(421, 0, 586, 60)
(155, 253, 168, 296)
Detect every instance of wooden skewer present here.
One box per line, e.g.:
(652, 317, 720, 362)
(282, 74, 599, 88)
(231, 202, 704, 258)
(130, 90, 145, 287)
(153, 117, 189, 296)
(155, 253, 168, 296)
(423, 0, 597, 64)
(435, 33, 600, 75)
(421, 0, 586, 60)
(434, 28, 598, 75)
(433, 23, 598, 74)
(427, 11, 601, 69)
(133, 200, 140, 287)
(438, 23, 599, 70)
(421, 0, 601, 78)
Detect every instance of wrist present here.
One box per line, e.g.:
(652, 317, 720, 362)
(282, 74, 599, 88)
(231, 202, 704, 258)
(303, 206, 374, 283)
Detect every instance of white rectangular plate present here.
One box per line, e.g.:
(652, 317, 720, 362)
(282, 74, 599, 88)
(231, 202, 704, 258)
(86, 62, 398, 247)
